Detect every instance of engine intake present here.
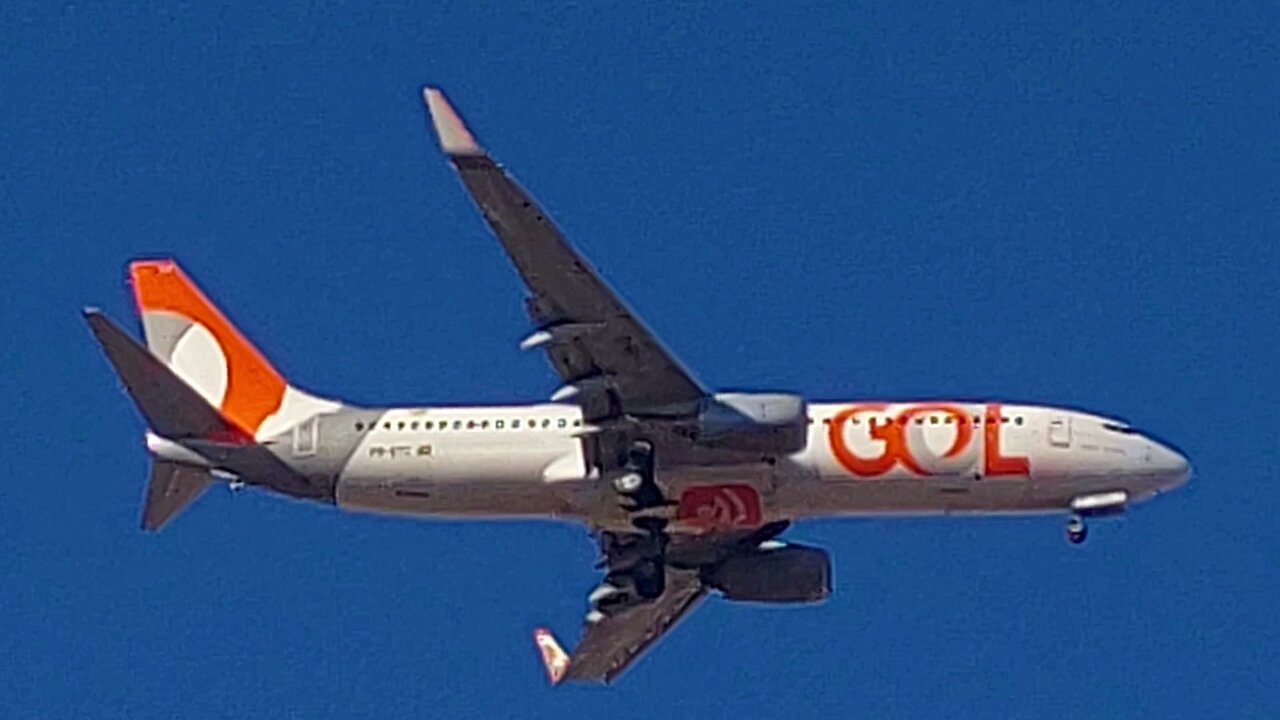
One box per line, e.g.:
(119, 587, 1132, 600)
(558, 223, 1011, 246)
(696, 392, 808, 454)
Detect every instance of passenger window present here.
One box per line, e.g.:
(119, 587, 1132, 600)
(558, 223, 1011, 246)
(1015, 417, 1024, 426)
(542, 419, 551, 428)
(424, 421, 433, 430)
(453, 420, 462, 430)
(384, 422, 392, 430)
(558, 418, 567, 428)
(496, 420, 505, 429)
(573, 419, 582, 427)
(513, 419, 521, 429)
(411, 421, 419, 430)
(481, 420, 490, 429)
(355, 422, 364, 431)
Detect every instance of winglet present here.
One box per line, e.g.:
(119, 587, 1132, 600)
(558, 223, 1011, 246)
(533, 628, 570, 686)
(423, 87, 484, 156)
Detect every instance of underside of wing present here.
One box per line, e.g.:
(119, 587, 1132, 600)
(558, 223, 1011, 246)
(564, 566, 707, 683)
(422, 88, 707, 420)
(540, 523, 797, 684)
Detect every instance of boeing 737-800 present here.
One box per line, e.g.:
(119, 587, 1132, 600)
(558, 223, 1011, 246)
(85, 87, 1191, 685)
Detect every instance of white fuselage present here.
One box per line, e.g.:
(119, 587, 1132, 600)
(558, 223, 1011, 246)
(331, 401, 1190, 534)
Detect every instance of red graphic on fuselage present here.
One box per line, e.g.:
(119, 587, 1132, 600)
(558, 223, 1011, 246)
(827, 402, 1029, 478)
(678, 484, 763, 530)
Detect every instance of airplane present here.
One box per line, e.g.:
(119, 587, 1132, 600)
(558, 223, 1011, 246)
(84, 87, 1192, 685)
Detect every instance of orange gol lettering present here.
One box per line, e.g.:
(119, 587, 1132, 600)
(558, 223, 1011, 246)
(982, 403, 1029, 477)
(829, 402, 1028, 478)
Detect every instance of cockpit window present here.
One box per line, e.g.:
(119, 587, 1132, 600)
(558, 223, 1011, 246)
(1102, 422, 1139, 435)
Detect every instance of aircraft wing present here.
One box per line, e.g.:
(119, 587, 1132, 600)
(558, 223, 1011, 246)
(535, 523, 791, 684)
(423, 88, 707, 419)
(559, 567, 708, 683)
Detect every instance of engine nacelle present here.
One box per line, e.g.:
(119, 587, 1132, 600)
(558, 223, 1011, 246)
(696, 392, 808, 454)
(704, 542, 832, 603)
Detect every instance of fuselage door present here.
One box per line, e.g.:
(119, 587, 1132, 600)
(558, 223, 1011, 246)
(1047, 414, 1071, 448)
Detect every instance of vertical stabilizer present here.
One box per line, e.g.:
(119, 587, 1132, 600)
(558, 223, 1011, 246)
(143, 461, 212, 531)
(128, 260, 340, 440)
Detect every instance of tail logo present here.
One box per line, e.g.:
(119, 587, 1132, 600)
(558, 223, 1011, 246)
(130, 260, 287, 436)
(677, 484, 763, 530)
(167, 319, 229, 408)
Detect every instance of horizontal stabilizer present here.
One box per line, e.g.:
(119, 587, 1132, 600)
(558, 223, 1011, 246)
(143, 461, 212, 531)
(83, 308, 250, 443)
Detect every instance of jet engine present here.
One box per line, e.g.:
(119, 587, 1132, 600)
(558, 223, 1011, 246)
(695, 392, 808, 454)
(703, 541, 831, 603)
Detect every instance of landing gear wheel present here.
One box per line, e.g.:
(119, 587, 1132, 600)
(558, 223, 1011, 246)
(1066, 515, 1088, 545)
(593, 550, 666, 614)
(612, 472, 644, 495)
(599, 527, 667, 572)
(611, 440, 672, 514)
(630, 557, 665, 599)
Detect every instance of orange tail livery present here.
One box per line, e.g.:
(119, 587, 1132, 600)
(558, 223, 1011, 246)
(129, 260, 337, 440)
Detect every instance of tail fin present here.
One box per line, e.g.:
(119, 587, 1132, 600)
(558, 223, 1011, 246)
(533, 628, 570, 685)
(127, 260, 337, 440)
(142, 460, 212, 531)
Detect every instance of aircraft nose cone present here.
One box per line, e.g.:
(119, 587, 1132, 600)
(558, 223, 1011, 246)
(1147, 439, 1191, 489)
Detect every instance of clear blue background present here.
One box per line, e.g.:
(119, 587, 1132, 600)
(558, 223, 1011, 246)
(3, 3, 1277, 718)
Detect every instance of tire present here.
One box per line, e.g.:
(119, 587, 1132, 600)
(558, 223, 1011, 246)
(632, 558, 666, 599)
(613, 472, 644, 495)
(1065, 517, 1088, 545)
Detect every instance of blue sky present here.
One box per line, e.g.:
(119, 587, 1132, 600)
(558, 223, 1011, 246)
(3, 2, 1278, 717)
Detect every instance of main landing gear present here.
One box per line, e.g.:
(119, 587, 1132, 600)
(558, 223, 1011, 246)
(611, 440, 672, 516)
(597, 528, 667, 598)
(588, 441, 673, 619)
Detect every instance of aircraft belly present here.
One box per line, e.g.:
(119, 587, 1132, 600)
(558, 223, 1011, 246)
(772, 476, 1041, 516)
(770, 472, 1153, 517)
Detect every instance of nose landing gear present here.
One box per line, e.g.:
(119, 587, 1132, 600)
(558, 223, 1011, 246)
(1063, 491, 1128, 545)
(1065, 514, 1088, 544)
